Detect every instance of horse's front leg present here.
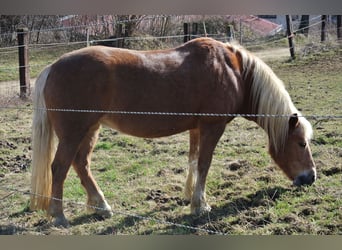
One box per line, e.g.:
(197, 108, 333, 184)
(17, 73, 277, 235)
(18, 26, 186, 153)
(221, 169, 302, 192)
(190, 122, 226, 215)
(185, 129, 200, 201)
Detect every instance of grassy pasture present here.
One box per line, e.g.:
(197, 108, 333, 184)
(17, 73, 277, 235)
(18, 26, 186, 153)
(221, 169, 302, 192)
(0, 44, 341, 235)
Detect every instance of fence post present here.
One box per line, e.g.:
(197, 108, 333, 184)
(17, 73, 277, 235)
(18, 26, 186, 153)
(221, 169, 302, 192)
(298, 15, 310, 36)
(227, 25, 234, 42)
(116, 23, 124, 48)
(321, 15, 327, 42)
(183, 23, 189, 43)
(17, 26, 30, 99)
(86, 28, 90, 47)
(239, 19, 243, 45)
(337, 15, 341, 41)
(192, 22, 198, 39)
(202, 21, 207, 37)
(286, 15, 295, 59)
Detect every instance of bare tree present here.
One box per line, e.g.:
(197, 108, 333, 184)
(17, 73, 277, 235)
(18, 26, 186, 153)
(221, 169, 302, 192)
(0, 15, 22, 45)
(0, 15, 60, 45)
(114, 15, 146, 37)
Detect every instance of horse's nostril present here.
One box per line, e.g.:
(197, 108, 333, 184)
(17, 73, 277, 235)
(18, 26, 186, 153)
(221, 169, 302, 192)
(293, 171, 316, 186)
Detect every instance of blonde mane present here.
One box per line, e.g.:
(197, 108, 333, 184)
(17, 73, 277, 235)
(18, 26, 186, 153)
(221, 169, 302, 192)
(228, 43, 313, 153)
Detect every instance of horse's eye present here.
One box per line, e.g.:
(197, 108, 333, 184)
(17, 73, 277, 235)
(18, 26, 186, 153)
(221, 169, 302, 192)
(299, 142, 307, 148)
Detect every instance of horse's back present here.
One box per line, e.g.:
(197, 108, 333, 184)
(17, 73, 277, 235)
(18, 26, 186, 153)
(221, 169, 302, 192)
(44, 42, 211, 112)
(42, 38, 243, 138)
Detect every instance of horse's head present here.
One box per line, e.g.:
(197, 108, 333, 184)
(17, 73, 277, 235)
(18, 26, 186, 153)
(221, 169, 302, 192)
(269, 114, 316, 186)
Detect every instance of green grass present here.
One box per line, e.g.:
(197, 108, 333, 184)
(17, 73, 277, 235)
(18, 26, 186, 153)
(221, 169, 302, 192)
(0, 44, 84, 81)
(0, 46, 341, 235)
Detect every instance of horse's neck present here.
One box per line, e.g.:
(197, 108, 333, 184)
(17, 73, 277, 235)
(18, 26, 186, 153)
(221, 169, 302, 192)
(241, 58, 295, 154)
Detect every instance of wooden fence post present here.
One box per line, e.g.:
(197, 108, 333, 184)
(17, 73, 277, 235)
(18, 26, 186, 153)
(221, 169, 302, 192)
(227, 25, 234, 42)
(321, 15, 327, 42)
(123, 23, 129, 48)
(116, 23, 124, 48)
(17, 26, 30, 99)
(239, 19, 243, 44)
(86, 28, 90, 47)
(298, 15, 310, 36)
(202, 21, 207, 37)
(183, 23, 190, 43)
(337, 15, 341, 41)
(286, 15, 295, 59)
(192, 22, 198, 39)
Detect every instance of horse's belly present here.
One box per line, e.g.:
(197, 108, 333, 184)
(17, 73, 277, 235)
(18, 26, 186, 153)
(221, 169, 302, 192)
(100, 115, 196, 138)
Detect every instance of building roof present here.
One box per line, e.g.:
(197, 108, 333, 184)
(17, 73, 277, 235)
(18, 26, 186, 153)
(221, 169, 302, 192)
(226, 15, 283, 36)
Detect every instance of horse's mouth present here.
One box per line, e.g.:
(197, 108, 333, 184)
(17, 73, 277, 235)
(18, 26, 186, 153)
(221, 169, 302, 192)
(293, 169, 316, 186)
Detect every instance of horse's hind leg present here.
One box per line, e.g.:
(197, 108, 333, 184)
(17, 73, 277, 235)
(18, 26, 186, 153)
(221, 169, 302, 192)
(72, 124, 113, 218)
(185, 129, 200, 201)
(48, 139, 82, 227)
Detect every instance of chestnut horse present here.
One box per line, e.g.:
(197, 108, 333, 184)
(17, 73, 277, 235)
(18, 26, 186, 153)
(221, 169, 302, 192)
(30, 37, 316, 227)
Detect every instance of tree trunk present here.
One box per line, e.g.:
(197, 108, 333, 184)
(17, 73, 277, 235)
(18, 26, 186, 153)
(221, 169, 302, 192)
(298, 15, 310, 36)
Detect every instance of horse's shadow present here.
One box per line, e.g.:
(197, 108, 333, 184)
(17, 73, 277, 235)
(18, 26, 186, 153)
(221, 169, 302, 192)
(1, 186, 290, 234)
(89, 186, 291, 235)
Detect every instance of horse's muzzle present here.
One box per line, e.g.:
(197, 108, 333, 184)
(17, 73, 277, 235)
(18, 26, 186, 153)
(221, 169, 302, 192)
(293, 169, 316, 186)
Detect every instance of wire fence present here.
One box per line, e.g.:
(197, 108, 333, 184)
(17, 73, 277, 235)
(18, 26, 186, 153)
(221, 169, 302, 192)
(0, 25, 340, 120)
(0, 15, 341, 235)
(0, 29, 340, 62)
(1, 105, 342, 120)
(0, 15, 341, 135)
(0, 16, 340, 68)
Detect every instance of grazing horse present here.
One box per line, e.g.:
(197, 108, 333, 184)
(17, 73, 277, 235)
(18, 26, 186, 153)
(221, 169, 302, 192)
(30, 37, 316, 227)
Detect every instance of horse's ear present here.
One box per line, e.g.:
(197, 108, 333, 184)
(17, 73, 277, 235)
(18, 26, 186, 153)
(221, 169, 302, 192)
(289, 113, 299, 130)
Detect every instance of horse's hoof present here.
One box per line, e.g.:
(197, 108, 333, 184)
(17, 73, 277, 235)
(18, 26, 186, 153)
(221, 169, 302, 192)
(191, 203, 211, 216)
(95, 202, 113, 218)
(53, 215, 69, 228)
(97, 208, 113, 218)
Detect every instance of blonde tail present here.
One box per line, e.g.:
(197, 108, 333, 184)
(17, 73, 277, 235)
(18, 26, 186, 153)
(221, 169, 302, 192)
(30, 65, 55, 211)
